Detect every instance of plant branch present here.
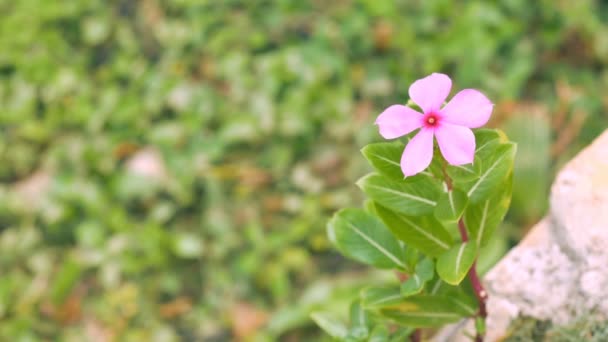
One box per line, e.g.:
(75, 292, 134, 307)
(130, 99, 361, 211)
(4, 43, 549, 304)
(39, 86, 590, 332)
(442, 162, 487, 342)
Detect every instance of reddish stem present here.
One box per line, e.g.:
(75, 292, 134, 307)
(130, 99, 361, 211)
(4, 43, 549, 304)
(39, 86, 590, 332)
(410, 329, 422, 342)
(444, 163, 487, 341)
(458, 215, 487, 341)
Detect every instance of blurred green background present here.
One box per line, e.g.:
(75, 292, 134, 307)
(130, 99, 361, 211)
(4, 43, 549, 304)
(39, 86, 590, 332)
(1, 0, 608, 341)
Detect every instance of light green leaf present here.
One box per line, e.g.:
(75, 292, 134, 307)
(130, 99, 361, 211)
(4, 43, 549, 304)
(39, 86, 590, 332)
(464, 175, 513, 247)
(361, 286, 403, 309)
(434, 189, 468, 223)
(311, 312, 348, 339)
(446, 163, 478, 182)
(378, 295, 471, 327)
(456, 142, 516, 203)
(369, 325, 390, 342)
(361, 142, 406, 180)
(403, 247, 419, 276)
(401, 258, 434, 296)
(349, 300, 370, 340)
(375, 204, 453, 256)
(436, 242, 477, 285)
(357, 173, 442, 216)
(327, 209, 408, 270)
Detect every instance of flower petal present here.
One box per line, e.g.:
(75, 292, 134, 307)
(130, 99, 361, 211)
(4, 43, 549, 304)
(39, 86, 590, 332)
(435, 123, 475, 165)
(408, 73, 452, 113)
(441, 89, 493, 128)
(375, 105, 423, 139)
(400, 128, 434, 177)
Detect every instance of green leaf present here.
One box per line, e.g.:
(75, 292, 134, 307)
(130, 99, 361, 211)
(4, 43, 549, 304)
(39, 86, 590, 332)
(456, 142, 516, 203)
(311, 312, 348, 339)
(464, 175, 513, 247)
(446, 162, 478, 182)
(401, 258, 434, 296)
(357, 173, 442, 216)
(390, 327, 416, 342)
(378, 295, 471, 327)
(369, 325, 390, 342)
(361, 142, 406, 180)
(361, 286, 403, 309)
(436, 242, 477, 285)
(375, 204, 453, 256)
(426, 279, 478, 315)
(389, 328, 415, 341)
(433, 189, 468, 223)
(446, 129, 502, 181)
(505, 115, 550, 222)
(403, 247, 420, 275)
(327, 209, 408, 270)
(50, 258, 83, 304)
(349, 300, 370, 340)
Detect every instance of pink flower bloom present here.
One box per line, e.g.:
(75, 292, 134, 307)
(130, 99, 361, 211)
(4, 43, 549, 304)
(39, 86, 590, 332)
(375, 73, 493, 177)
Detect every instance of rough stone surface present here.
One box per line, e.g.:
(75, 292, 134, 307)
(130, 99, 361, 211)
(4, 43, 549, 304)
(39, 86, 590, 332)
(434, 130, 608, 341)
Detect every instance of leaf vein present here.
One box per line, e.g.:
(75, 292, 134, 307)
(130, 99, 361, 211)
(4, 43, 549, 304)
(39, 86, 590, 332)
(366, 184, 437, 206)
(467, 153, 509, 198)
(476, 200, 490, 246)
(399, 215, 450, 250)
(454, 244, 467, 273)
(346, 222, 406, 268)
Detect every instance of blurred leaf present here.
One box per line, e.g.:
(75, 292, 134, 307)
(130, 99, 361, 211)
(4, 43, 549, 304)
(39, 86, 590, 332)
(378, 295, 470, 327)
(50, 259, 82, 305)
(369, 325, 390, 342)
(348, 300, 370, 340)
(361, 286, 402, 309)
(172, 232, 204, 259)
(310, 312, 348, 339)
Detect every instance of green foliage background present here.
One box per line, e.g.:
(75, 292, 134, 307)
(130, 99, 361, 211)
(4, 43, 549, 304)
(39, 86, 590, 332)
(1, 0, 607, 340)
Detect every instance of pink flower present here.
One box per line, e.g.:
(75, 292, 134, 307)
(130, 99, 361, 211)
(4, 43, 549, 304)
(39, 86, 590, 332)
(375, 73, 493, 177)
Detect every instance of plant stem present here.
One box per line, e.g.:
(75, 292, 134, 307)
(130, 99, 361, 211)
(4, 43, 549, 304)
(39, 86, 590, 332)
(458, 219, 488, 342)
(443, 163, 487, 341)
(410, 329, 422, 342)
